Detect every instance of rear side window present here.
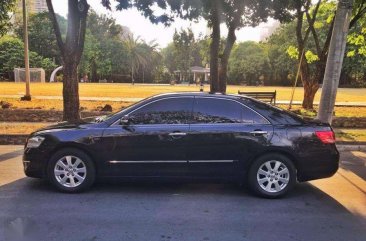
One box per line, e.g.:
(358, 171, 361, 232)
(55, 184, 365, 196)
(192, 98, 268, 124)
(241, 98, 304, 125)
(129, 97, 193, 124)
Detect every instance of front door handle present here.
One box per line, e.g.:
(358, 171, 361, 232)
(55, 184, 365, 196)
(250, 131, 268, 136)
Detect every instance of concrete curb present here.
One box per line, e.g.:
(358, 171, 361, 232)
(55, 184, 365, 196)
(336, 145, 366, 151)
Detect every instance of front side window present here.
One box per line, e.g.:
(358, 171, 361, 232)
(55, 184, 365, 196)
(192, 98, 268, 124)
(129, 97, 193, 125)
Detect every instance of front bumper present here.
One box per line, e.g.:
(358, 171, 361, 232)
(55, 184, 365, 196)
(23, 147, 52, 178)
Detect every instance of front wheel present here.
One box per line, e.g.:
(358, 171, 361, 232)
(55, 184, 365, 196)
(47, 148, 96, 193)
(248, 153, 296, 198)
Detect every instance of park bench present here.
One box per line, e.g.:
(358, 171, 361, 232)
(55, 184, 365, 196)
(237, 90, 277, 105)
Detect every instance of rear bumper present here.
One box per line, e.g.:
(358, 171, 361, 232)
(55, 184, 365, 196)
(296, 145, 339, 182)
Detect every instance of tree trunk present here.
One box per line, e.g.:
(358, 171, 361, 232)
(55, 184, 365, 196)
(219, 26, 236, 93)
(46, 0, 89, 122)
(317, 0, 353, 124)
(209, 0, 221, 93)
(91, 58, 97, 82)
(294, 1, 319, 110)
(218, 0, 244, 93)
(63, 61, 80, 121)
(302, 81, 319, 109)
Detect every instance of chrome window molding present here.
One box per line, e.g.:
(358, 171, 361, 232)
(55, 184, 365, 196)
(110, 95, 271, 126)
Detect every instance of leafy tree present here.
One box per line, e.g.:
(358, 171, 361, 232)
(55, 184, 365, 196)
(265, 23, 297, 86)
(45, 0, 278, 120)
(137, 40, 161, 83)
(79, 10, 129, 82)
(228, 41, 269, 85)
(15, 12, 67, 64)
(196, 36, 211, 67)
(0, 35, 56, 79)
(343, 14, 366, 86)
(78, 10, 160, 84)
(124, 0, 289, 92)
(278, 0, 366, 109)
(0, 0, 16, 37)
(173, 28, 195, 81)
(161, 43, 177, 74)
(123, 34, 149, 84)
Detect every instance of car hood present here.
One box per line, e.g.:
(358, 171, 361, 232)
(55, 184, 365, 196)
(32, 119, 101, 135)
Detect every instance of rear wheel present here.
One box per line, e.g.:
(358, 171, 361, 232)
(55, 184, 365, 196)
(248, 153, 296, 198)
(47, 148, 95, 193)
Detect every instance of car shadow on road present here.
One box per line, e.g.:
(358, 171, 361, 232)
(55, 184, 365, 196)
(0, 177, 360, 211)
(1, 178, 365, 241)
(0, 149, 23, 162)
(339, 151, 366, 181)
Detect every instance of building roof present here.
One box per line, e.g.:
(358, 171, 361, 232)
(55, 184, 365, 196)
(174, 66, 210, 73)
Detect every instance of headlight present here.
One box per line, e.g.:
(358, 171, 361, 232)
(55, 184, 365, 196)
(26, 136, 45, 148)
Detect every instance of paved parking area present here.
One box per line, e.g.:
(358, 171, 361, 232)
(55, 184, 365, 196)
(0, 146, 365, 241)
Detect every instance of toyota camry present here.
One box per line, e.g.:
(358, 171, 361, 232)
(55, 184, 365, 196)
(23, 92, 339, 198)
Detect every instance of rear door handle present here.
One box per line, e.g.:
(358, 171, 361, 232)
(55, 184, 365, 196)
(169, 132, 187, 136)
(250, 131, 268, 135)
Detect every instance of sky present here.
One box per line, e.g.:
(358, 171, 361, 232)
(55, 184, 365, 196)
(51, 0, 279, 48)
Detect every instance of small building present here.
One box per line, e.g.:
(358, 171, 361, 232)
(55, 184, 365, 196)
(174, 66, 210, 84)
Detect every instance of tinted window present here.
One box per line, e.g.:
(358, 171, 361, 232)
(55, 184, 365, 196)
(192, 98, 268, 124)
(129, 97, 192, 124)
(241, 98, 303, 125)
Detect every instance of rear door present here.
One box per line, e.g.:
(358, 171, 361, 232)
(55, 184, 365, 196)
(186, 97, 273, 179)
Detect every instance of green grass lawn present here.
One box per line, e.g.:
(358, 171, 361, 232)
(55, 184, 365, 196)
(1, 82, 366, 102)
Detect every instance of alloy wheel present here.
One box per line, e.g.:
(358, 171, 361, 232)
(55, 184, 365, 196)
(256, 160, 290, 193)
(54, 155, 87, 188)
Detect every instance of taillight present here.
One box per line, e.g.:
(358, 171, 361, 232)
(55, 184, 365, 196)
(315, 131, 335, 144)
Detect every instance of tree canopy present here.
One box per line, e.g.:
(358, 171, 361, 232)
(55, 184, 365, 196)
(0, 0, 15, 37)
(0, 35, 56, 79)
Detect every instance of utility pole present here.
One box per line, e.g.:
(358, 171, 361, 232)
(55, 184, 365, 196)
(317, 0, 353, 123)
(22, 0, 31, 101)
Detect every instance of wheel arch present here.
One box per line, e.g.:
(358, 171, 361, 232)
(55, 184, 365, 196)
(43, 143, 98, 177)
(243, 149, 300, 180)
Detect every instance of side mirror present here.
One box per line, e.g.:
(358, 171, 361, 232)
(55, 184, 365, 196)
(120, 115, 130, 126)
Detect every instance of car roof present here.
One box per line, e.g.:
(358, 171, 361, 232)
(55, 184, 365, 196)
(151, 92, 305, 125)
(151, 92, 246, 101)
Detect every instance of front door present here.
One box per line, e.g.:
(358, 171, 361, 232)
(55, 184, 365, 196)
(101, 97, 193, 177)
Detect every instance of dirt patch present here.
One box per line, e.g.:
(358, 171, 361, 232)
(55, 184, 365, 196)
(0, 135, 28, 145)
(0, 109, 111, 122)
(332, 117, 366, 128)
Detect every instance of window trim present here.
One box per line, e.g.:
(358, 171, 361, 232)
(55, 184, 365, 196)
(191, 96, 271, 125)
(111, 95, 271, 126)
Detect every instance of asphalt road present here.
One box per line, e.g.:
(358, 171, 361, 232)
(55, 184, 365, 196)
(0, 146, 365, 241)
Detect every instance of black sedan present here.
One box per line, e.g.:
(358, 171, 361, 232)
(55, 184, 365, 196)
(23, 92, 339, 198)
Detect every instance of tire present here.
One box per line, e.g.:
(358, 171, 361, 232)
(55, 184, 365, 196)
(248, 153, 296, 198)
(47, 148, 96, 193)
